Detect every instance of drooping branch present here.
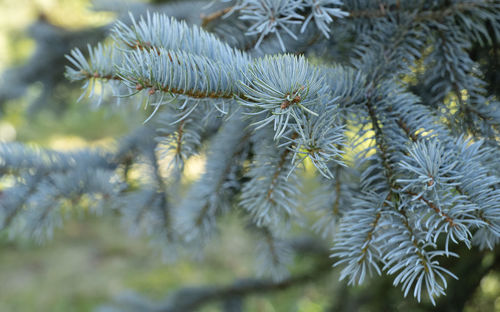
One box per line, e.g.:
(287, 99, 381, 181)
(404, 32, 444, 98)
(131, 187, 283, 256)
(103, 237, 331, 312)
(159, 262, 331, 312)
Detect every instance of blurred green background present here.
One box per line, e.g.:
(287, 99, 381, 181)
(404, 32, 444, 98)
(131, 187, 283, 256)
(0, 1, 499, 311)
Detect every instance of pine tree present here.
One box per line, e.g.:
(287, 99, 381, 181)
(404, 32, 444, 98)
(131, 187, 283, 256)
(1, 0, 500, 310)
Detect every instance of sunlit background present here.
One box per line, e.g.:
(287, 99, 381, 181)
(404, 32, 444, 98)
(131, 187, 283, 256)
(0, 0, 499, 311)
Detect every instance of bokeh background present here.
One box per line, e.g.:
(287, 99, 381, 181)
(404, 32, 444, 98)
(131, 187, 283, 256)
(0, 0, 499, 311)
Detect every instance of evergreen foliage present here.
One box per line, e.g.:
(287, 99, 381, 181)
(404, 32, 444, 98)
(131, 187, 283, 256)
(2, 0, 500, 308)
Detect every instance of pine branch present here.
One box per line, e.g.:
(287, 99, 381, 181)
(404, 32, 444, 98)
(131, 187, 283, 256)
(159, 261, 331, 312)
(176, 112, 250, 242)
(348, 1, 495, 21)
(201, 6, 234, 27)
(202, 1, 487, 25)
(100, 237, 331, 312)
